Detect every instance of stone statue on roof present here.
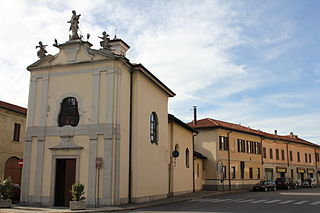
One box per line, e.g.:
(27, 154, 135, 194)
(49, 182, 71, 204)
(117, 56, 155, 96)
(68, 10, 81, 40)
(98, 31, 111, 50)
(36, 41, 47, 58)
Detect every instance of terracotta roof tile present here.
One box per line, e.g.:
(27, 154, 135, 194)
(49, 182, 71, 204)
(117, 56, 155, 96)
(189, 118, 319, 148)
(0, 100, 27, 115)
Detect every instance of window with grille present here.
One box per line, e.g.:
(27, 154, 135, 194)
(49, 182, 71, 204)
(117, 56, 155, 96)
(58, 97, 80, 127)
(150, 112, 158, 144)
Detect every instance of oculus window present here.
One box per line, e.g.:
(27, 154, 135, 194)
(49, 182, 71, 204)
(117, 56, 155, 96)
(58, 97, 80, 127)
(150, 112, 158, 144)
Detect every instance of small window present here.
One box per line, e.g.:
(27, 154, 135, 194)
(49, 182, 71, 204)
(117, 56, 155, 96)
(238, 139, 246, 153)
(150, 112, 158, 144)
(222, 166, 227, 179)
(305, 153, 308, 163)
(249, 167, 253, 179)
(232, 166, 236, 179)
(276, 149, 279, 160)
(309, 154, 312, 163)
(257, 168, 260, 179)
(219, 136, 228, 151)
(297, 152, 300, 162)
(316, 153, 320, 162)
(185, 148, 190, 168)
(269, 148, 273, 159)
(240, 161, 245, 179)
(263, 147, 267, 158)
(289, 151, 293, 161)
(13, 123, 21, 142)
(197, 163, 200, 177)
(281, 149, 285, 161)
(58, 97, 80, 127)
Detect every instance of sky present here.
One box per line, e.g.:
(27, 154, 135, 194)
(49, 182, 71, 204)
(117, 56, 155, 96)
(0, 0, 320, 143)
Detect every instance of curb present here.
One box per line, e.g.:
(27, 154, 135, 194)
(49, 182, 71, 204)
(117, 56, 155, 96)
(7, 190, 248, 213)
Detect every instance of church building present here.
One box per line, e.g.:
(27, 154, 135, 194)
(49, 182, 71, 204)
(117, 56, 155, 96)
(20, 11, 198, 207)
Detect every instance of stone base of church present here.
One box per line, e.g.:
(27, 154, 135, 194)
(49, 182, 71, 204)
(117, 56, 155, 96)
(131, 193, 167, 203)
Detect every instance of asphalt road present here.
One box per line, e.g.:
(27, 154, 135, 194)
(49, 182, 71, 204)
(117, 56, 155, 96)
(125, 187, 320, 213)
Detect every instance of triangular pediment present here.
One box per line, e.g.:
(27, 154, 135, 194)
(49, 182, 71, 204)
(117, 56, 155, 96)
(27, 40, 116, 71)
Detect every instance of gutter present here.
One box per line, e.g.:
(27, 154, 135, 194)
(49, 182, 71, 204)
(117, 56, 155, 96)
(227, 131, 233, 191)
(128, 69, 133, 203)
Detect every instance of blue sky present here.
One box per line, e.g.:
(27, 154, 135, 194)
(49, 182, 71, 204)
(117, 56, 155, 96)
(0, 0, 320, 143)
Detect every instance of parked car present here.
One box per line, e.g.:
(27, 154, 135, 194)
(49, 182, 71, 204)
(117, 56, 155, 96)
(252, 180, 277, 192)
(302, 178, 317, 188)
(275, 177, 297, 190)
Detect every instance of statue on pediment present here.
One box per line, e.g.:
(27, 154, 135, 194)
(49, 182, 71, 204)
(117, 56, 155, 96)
(98, 31, 111, 50)
(36, 41, 47, 58)
(68, 10, 81, 40)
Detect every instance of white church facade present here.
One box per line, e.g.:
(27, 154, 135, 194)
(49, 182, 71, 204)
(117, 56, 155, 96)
(20, 11, 200, 207)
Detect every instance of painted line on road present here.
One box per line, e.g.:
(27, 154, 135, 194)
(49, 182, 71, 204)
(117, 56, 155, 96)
(250, 199, 267, 203)
(310, 201, 320, 205)
(278, 200, 294, 204)
(237, 199, 255, 203)
(293, 201, 308, 205)
(280, 192, 320, 196)
(263, 200, 281, 204)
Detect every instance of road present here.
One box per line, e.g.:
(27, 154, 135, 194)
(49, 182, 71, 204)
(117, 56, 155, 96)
(124, 187, 320, 213)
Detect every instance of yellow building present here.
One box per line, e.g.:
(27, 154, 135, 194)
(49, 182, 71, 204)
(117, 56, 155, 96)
(21, 12, 197, 207)
(0, 101, 26, 185)
(190, 117, 320, 190)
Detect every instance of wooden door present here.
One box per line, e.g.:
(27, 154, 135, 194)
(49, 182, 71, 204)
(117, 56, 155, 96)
(4, 157, 22, 185)
(54, 159, 76, 207)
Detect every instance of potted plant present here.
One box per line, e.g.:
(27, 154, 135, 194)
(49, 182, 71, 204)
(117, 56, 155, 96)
(69, 183, 86, 210)
(0, 178, 14, 208)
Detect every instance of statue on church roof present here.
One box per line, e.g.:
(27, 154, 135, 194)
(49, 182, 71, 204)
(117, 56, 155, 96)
(36, 41, 47, 59)
(68, 10, 81, 40)
(98, 31, 111, 50)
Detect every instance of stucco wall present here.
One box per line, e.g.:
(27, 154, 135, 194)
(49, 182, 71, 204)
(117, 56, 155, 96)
(0, 108, 25, 181)
(131, 71, 169, 201)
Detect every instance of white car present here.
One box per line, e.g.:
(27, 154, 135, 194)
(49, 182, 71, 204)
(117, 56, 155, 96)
(302, 178, 317, 188)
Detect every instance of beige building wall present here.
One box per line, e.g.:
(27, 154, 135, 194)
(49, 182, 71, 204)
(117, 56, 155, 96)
(262, 138, 318, 181)
(131, 71, 170, 202)
(194, 158, 204, 191)
(168, 121, 193, 196)
(194, 128, 263, 190)
(0, 106, 26, 182)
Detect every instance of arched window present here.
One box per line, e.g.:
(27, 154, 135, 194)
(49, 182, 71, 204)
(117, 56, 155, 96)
(185, 148, 190, 168)
(150, 112, 158, 144)
(58, 97, 79, 127)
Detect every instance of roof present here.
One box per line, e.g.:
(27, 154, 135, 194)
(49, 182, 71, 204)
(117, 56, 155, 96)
(0, 100, 27, 115)
(189, 118, 319, 148)
(168, 114, 198, 133)
(194, 151, 207, 159)
(132, 64, 176, 97)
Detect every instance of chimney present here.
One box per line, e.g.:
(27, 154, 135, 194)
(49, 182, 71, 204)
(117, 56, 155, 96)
(290, 132, 294, 137)
(274, 130, 277, 135)
(193, 106, 197, 125)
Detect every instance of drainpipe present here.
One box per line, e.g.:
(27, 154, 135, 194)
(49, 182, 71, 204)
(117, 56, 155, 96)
(192, 131, 199, 192)
(286, 142, 290, 167)
(227, 131, 233, 191)
(128, 69, 133, 203)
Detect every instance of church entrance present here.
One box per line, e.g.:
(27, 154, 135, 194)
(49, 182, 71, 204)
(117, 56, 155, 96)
(54, 159, 76, 206)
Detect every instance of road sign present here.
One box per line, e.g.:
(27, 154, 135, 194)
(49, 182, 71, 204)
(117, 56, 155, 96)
(18, 159, 23, 168)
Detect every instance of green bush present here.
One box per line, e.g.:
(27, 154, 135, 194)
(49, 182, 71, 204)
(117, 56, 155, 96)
(0, 178, 14, 200)
(70, 183, 85, 201)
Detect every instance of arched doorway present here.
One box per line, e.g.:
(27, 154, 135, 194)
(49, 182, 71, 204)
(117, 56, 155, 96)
(4, 156, 22, 185)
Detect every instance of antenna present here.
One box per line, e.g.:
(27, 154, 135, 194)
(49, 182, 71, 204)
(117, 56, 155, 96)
(114, 27, 117, 39)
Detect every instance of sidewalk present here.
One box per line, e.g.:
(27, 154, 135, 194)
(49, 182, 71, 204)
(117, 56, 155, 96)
(0, 190, 247, 213)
